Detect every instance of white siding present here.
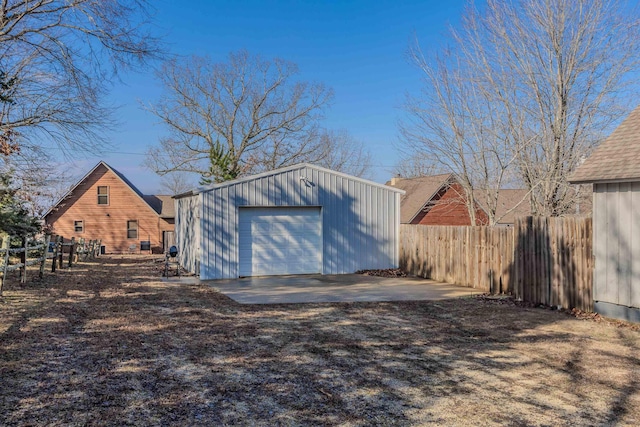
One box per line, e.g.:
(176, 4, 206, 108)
(238, 207, 321, 276)
(593, 182, 640, 308)
(175, 194, 201, 275)
(197, 164, 402, 280)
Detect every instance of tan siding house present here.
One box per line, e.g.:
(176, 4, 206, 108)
(44, 162, 174, 254)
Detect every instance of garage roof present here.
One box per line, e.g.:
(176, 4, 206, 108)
(174, 163, 405, 199)
(570, 105, 640, 183)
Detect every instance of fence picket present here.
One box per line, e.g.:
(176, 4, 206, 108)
(399, 217, 593, 311)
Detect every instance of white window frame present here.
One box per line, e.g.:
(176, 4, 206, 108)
(97, 186, 109, 205)
(127, 220, 138, 239)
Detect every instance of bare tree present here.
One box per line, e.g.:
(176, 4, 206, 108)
(0, 0, 162, 157)
(144, 51, 339, 183)
(0, 152, 75, 217)
(401, 0, 640, 218)
(311, 129, 372, 178)
(393, 152, 444, 179)
(246, 128, 372, 178)
(158, 172, 197, 195)
(400, 41, 520, 225)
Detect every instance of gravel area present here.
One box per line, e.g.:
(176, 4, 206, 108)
(1, 255, 639, 426)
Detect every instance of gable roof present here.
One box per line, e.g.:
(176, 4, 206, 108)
(570, 105, 640, 183)
(389, 174, 533, 224)
(386, 173, 455, 223)
(143, 195, 175, 218)
(174, 163, 405, 199)
(43, 161, 174, 219)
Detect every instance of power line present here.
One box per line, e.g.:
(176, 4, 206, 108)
(102, 150, 147, 156)
(99, 150, 400, 168)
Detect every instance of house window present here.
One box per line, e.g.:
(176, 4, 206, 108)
(97, 186, 109, 205)
(127, 220, 138, 239)
(74, 220, 84, 233)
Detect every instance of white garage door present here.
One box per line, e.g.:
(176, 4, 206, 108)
(238, 207, 322, 277)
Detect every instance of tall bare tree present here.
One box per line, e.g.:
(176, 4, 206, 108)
(309, 129, 372, 178)
(401, 0, 640, 218)
(145, 51, 373, 183)
(158, 171, 197, 195)
(393, 152, 444, 179)
(400, 42, 521, 225)
(0, 0, 162, 157)
(0, 152, 75, 218)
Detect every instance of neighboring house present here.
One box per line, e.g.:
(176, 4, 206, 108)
(44, 161, 175, 254)
(569, 105, 640, 322)
(174, 163, 405, 280)
(387, 174, 531, 226)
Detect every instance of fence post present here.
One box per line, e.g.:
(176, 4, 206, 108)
(40, 235, 51, 279)
(0, 236, 10, 296)
(68, 237, 75, 268)
(57, 236, 64, 269)
(51, 235, 58, 272)
(20, 236, 27, 284)
(76, 237, 83, 264)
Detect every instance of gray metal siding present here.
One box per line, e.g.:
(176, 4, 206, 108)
(199, 165, 401, 280)
(175, 195, 200, 275)
(593, 182, 640, 309)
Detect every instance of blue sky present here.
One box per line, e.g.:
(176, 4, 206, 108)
(64, 0, 468, 194)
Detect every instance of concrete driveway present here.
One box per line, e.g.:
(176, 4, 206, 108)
(207, 274, 482, 304)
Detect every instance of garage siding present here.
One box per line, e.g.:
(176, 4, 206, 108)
(593, 182, 640, 309)
(199, 165, 401, 280)
(175, 194, 201, 275)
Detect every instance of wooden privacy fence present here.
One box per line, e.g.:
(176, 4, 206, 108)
(400, 225, 514, 294)
(513, 217, 593, 311)
(0, 234, 103, 296)
(400, 217, 593, 311)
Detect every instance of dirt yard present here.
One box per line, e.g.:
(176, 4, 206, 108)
(1, 256, 639, 426)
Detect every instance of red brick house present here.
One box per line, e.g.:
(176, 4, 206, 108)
(44, 161, 175, 254)
(388, 174, 531, 226)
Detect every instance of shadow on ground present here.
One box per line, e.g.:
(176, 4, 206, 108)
(0, 256, 638, 426)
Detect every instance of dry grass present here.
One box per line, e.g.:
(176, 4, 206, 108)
(1, 256, 639, 426)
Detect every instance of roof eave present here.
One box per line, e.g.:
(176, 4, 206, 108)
(43, 161, 163, 219)
(42, 161, 107, 219)
(569, 176, 640, 185)
(179, 163, 406, 196)
(406, 173, 456, 223)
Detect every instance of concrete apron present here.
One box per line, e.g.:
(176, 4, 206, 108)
(205, 274, 483, 304)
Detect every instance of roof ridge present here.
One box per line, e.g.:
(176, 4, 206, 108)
(176, 162, 405, 198)
(43, 161, 163, 219)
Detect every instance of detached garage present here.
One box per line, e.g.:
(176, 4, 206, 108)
(174, 163, 405, 280)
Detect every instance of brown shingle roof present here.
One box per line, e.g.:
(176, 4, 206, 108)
(143, 195, 175, 219)
(386, 174, 454, 223)
(474, 189, 531, 225)
(570, 106, 640, 183)
(389, 172, 533, 225)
